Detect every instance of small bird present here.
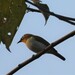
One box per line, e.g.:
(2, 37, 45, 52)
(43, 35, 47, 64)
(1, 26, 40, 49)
(18, 34, 65, 61)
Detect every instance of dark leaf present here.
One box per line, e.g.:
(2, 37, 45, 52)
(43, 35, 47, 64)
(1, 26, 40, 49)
(0, 0, 27, 51)
(31, 0, 42, 3)
(36, 3, 50, 24)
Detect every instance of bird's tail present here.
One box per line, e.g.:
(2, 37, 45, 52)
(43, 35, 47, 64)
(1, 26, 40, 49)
(47, 48, 65, 61)
(53, 52, 66, 61)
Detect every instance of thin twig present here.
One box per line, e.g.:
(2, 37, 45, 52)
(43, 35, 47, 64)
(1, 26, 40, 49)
(27, 7, 75, 21)
(7, 30, 75, 75)
(27, 7, 75, 25)
(26, 0, 75, 25)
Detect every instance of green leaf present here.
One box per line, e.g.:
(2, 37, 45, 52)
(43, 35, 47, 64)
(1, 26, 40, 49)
(0, 0, 27, 51)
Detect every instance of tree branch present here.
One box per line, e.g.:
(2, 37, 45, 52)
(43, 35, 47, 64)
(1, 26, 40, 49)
(27, 7, 75, 25)
(7, 30, 75, 75)
(26, 0, 75, 26)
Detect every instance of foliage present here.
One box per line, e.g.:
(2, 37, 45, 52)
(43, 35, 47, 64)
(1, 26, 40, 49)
(0, 0, 27, 51)
(30, 0, 50, 24)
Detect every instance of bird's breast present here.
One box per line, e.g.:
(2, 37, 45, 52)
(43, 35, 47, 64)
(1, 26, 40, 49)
(26, 37, 47, 53)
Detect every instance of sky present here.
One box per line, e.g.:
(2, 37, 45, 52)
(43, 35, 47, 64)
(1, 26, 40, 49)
(0, 0, 75, 75)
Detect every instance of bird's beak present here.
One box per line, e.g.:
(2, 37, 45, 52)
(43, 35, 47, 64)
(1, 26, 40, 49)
(17, 40, 21, 43)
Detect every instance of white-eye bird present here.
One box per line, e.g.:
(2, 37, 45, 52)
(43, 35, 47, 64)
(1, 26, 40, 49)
(18, 34, 65, 61)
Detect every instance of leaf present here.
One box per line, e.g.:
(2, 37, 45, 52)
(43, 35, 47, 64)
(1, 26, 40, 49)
(31, 0, 42, 3)
(37, 3, 50, 24)
(32, 2, 50, 25)
(0, 0, 27, 51)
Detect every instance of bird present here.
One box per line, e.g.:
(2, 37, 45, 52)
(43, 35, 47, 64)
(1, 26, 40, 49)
(18, 34, 65, 61)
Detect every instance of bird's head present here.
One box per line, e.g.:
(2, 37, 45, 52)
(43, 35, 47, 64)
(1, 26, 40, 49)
(18, 34, 33, 43)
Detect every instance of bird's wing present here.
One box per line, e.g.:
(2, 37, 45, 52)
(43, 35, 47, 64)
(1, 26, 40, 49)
(34, 35, 50, 46)
(34, 35, 65, 61)
(34, 35, 58, 52)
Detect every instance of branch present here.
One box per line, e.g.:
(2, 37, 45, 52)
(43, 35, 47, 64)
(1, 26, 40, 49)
(27, 7, 75, 25)
(7, 30, 75, 75)
(26, 0, 75, 25)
